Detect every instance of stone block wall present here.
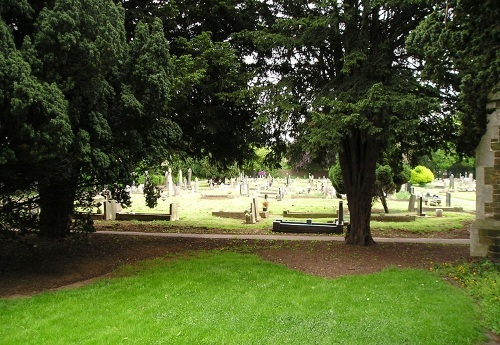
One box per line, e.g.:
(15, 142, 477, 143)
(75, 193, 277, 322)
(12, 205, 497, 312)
(471, 91, 500, 260)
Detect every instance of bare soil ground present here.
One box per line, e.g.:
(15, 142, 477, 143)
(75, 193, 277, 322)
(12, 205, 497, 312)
(0, 221, 471, 298)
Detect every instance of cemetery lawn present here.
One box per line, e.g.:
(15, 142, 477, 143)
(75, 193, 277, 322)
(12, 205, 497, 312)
(0, 252, 487, 345)
(1, 229, 471, 298)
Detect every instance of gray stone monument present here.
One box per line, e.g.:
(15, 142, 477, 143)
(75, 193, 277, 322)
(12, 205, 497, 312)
(166, 168, 173, 196)
(187, 168, 192, 187)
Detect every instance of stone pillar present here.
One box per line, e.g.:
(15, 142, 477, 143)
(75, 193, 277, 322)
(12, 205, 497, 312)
(169, 202, 179, 221)
(187, 168, 192, 187)
(471, 91, 500, 258)
(104, 199, 116, 220)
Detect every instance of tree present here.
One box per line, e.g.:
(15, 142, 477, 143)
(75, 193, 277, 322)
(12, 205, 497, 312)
(251, 1, 446, 245)
(0, 0, 181, 236)
(410, 165, 434, 186)
(406, 0, 500, 156)
(116, 0, 269, 168)
(418, 149, 475, 178)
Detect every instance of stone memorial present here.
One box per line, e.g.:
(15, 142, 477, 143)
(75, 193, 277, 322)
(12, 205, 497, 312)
(187, 168, 192, 187)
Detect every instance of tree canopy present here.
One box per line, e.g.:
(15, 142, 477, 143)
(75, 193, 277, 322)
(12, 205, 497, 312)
(250, 0, 448, 244)
(407, 0, 500, 156)
(0, 0, 262, 236)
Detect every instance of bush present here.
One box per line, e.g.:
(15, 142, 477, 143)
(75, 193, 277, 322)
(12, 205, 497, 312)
(328, 162, 344, 197)
(410, 165, 434, 186)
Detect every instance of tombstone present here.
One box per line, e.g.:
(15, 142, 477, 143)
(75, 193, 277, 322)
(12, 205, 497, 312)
(166, 168, 173, 196)
(104, 199, 117, 220)
(194, 177, 199, 193)
(436, 209, 443, 217)
(446, 192, 451, 207)
(252, 197, 261, 221)
(471, 91, 500, 258)
(174, 186, 181, 196)
(406, 182, 411, 193)
(187, 168, 192, 187)
(178, 169, 183, 186)
(468, 173, 474, 190)
(449, 174, 455, 189)
(169, 202, 179, 221)
(408, 194, 417, 212)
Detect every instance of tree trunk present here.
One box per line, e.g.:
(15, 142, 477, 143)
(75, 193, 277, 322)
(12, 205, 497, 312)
(339, 130, 379, 246)
(38, 176, 78, 238)
(380, 194, 389, 213)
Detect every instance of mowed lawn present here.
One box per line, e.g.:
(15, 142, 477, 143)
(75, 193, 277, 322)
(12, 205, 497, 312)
(0, 252, 485, 345)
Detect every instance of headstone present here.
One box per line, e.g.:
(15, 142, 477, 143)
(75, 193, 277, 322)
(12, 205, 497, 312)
(166, 168, 173, 196)
(436, 209, 443, 217)
(408, 194, 416, 212)
(446, 192, 451, 207)
(178, 169, 183, 186)
(252, 197, 261, 221)
(449, 174, 455, 189)
(187, 168, 192, 187)
(169, 202, 179, 221)
(104, 199, 117, 220)
(406, 182, 411, 193)
(468, 173, 474, 190)
(194, 177, 199, 193)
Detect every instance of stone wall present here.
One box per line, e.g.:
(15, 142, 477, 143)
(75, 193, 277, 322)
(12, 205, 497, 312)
(471, 91, 500, 259)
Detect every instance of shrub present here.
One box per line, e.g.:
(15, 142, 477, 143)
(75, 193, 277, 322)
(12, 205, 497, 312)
(410, 165, 434, 186)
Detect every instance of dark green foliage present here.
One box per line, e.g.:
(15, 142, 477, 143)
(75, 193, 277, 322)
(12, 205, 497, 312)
(328, 161, 344, 198)
(407, 0, 500, 156)
(374, 165, 396, 213)
(0, 0, 179, 236)
(250, 0, 444, 244)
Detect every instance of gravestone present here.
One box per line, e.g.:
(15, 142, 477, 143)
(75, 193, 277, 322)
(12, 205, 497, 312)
(252, 197, 261, 222)
(169, 202, 179, 221)
(449, 174, 455, 190)
(468, 173, 475, 191)
(166, 168, 173, 196)
(187, 168, 192, 187)
(104, 199, 117, 220)
(178, 169, 183, 187)
(408, 194, 417, 212)
(471, 90, 500, 259)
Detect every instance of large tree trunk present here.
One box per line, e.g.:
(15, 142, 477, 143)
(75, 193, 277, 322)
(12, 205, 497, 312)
(38, 175, 78, 238)
(339, 130, 379, 246)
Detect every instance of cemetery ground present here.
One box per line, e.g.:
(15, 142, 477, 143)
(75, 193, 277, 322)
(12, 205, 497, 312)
(0, 181, 498, 344)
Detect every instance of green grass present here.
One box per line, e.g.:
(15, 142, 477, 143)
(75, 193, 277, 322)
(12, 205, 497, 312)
(432, 259, 500, 335)
(370, 212, 474, 234)
(109, 191, 474, 235)
(0, 252, 485, 345)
